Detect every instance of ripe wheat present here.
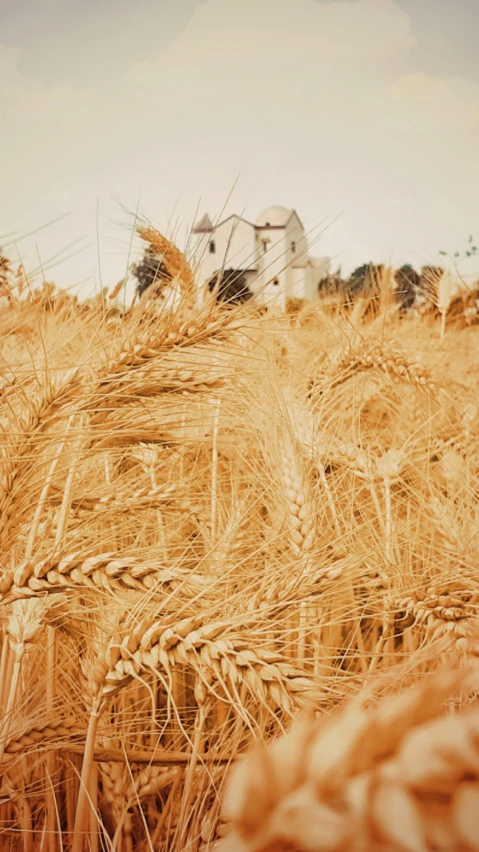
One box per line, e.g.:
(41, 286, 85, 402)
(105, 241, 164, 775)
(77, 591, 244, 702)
(1, 234, 479, 850)
(220, 667, 479, 852)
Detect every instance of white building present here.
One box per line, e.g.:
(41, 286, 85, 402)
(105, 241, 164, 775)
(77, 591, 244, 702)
(190, 206, 330, 308)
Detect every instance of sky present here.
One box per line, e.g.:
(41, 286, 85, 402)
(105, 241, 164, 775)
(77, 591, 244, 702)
(1, 0, 478, 299)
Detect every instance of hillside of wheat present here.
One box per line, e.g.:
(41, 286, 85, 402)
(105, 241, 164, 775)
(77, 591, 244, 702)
(1, 239, 479, 852)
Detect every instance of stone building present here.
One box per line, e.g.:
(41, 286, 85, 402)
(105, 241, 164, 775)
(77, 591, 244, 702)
(190, 205, 330, 307)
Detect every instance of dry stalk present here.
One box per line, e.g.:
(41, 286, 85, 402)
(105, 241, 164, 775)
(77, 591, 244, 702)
(0, 368, 81, 549)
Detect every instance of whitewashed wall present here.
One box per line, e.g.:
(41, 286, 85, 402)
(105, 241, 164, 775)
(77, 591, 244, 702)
(190, 210, 330, 308)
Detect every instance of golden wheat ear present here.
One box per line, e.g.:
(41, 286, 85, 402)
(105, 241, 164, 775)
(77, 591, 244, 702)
(219, 666, 479, 851)
(136, 224, 196, 301)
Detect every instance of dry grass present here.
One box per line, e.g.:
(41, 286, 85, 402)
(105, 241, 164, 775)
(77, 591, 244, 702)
(1, 239, 479, 850)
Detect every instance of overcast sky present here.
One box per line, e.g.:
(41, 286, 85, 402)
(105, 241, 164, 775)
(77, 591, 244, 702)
(1, 0, 478, 297)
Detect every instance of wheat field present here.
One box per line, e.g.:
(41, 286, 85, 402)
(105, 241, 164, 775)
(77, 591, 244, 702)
(1, 237, 479, 851)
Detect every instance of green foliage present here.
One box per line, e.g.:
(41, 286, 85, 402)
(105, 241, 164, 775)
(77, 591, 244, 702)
(439, 234, 478, 262)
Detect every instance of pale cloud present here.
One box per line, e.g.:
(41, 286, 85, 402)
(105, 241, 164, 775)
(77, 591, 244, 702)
(389, 72, 479, 133)
(1, 0, 478, 296)
(124, 0, 476, 147)
(0, 0, 203, 87)
(0, 45, 87, 126)
(128, 0, 415, 82)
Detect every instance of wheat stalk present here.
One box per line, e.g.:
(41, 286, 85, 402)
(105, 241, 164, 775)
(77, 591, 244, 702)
(0, 368, 82, 556)
(434, 269, 459, 339)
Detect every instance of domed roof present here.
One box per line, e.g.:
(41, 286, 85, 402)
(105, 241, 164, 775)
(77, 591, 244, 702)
(256, 206, 293, 227)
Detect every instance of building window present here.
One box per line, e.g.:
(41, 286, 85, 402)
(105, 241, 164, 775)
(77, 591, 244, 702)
(209, 240, 216, 254)
(273, 278, 280, 286)
(262, 239, 269, 253)
(291, 241, 296, 254)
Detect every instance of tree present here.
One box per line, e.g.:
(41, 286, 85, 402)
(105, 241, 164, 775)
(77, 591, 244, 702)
(0, 250, 13, 304)
(394, 264, 420, 311)
(317, 269, 347, 297)
(347, 263, 384, 298)
(0, 250, 11, 283)
(207, 269, 253, 305)
(131, 246, 172, 299)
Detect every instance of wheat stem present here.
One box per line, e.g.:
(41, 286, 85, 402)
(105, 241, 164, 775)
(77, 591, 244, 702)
(316, 459, 342, 537)
(88, 762, 99, 852)
(17, 782, 34, 852)
(54, 420, 84, 547)
(24, 414, 74, 559)
(45, 626, 58, 852)
(178, 701, 210, 847)
(211, 397, 222, 546)
(0, 624, 9, 713)
(440, 309, 446, 339)
(383, 474, 393, 564)
(72, 697, 102, 852)
(0, 645, 24, 767)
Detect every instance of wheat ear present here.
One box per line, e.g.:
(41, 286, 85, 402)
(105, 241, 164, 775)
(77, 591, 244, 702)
(220, 667, 479, 852)
(137, 225, 195, 299)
